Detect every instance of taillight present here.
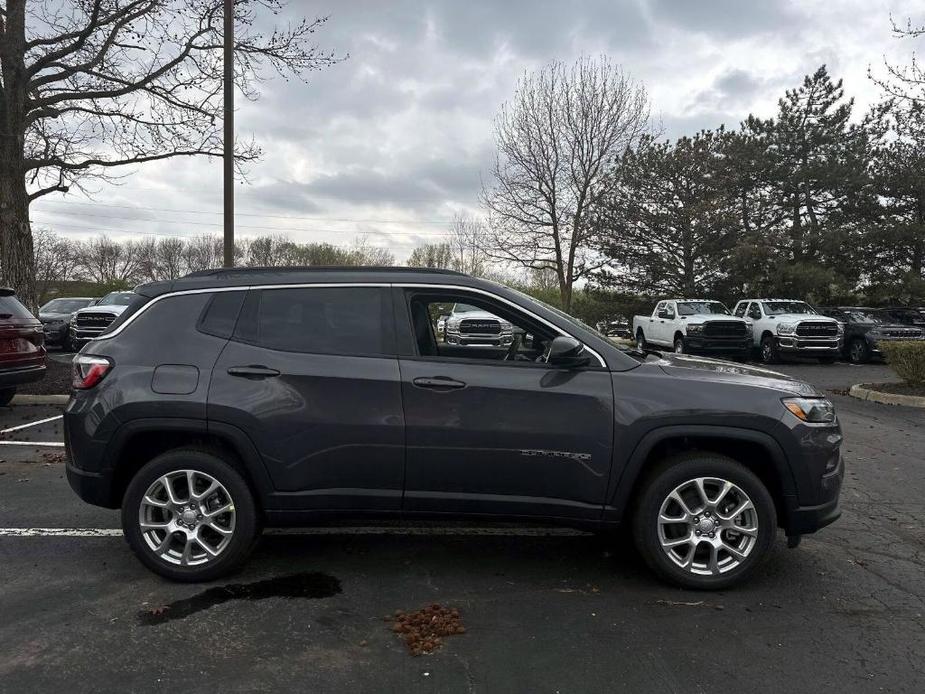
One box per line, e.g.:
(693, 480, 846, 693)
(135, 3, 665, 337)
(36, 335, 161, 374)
(72, 354, 112, 389)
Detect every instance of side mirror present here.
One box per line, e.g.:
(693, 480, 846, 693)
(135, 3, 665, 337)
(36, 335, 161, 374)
(547, 336, 590, 367)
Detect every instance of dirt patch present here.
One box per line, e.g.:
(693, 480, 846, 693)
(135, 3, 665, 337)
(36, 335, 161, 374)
(862, 382, 925, 397)
(19, 359, 70, 396)
(387, 604, 465, 656)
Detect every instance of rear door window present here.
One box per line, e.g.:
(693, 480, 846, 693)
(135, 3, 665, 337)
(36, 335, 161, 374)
(234, 286, 392, 356)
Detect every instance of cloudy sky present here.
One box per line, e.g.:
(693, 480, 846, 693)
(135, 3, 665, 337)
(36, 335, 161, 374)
(31, 0, 923, 261)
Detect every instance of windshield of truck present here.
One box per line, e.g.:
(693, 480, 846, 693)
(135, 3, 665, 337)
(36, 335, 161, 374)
(677, 301, 730, 316)
(41, 298, 93, 313)
(97, 292, 135, 306)
(762, 301, 816, 315)
(452, 303, 481, 314)
(845, 311, 884, 324)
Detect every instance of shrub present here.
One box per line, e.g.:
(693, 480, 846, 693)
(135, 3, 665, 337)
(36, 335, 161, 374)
(880, 341, 925, 386)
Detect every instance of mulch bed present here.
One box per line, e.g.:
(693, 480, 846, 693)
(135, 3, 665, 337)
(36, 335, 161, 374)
(864, 382, 925, 397)
(19, 358, 71, 395)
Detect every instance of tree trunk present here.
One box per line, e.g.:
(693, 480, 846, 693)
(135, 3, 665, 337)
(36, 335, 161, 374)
(0, 0, 35, 309)
(0, 169, 35, 310)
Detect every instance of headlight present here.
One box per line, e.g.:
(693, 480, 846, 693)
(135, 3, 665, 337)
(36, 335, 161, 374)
(686, 324, 704, 334)
(782, 397, 836, 423)
(777, 322, 797, 335)
(836, 322, 844, 335)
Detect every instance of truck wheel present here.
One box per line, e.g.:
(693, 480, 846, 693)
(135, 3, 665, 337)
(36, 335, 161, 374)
(636, 331, 648, 351)
(760, 336, 779, 364)
(632, 452, 777, 590)
(673, 336, 685, 354)
(0, 388, 15, 406)
(122, 448, 260, 582)
(848, 338, 870, 364)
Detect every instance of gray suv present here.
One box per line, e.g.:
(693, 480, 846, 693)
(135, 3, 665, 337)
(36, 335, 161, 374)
(65, 267, 844, 589)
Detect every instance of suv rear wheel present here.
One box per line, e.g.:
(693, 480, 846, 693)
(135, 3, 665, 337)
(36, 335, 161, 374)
(632, 453, 777, 590)
(122, 448, 260, 582)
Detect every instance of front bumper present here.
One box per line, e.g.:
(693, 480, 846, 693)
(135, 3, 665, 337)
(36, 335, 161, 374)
(684, 336, 752, 353)
(42, 323, 69, 345)
(776, 335, 841, 354)
(786, 452, 843, 534)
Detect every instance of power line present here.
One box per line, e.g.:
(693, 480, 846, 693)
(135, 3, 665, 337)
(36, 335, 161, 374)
(31, 211, 491, 236)
(33, 199, 470, 225)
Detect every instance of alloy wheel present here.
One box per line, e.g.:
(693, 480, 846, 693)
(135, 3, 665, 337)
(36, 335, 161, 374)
(656, 476, 759, 576)
(138, 469, 236, 566)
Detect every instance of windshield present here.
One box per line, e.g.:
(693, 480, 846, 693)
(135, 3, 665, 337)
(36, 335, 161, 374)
(41, 298, 92, 313)
(762, 301, 816, 315)
(845, 311, 884, 324)
(98, 292, 135, 306)
(452, 303, 481, 314)
(677, 301, 730, 316)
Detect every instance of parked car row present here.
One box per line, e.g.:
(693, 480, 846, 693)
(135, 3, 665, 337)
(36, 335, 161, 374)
(632, 298, 925, 364)
(38, 291, 136, 351)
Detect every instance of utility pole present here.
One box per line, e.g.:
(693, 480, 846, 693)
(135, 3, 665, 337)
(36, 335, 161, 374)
(223, 0, 234, 267)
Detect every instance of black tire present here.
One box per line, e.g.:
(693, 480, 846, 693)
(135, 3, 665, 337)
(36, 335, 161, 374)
(122, 448, 260, 582)
(673, 336, 685, 354)
(632, 452, 777, 590)
(0, 388, 15, 406)
(847, 338, 870, 364)
(760, 335, 779, 364)
(636, 331, 648, 351)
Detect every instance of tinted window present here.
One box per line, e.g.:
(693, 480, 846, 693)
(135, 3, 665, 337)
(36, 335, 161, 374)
(747, 303, 762, 320)
(0, 295, 33, 319)
(198, 291, 245, 338)
(236, 287, 388, 356)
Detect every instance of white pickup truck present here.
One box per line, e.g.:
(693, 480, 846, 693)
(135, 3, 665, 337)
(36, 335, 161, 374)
(732, 299, 842, 364)
(632, 299, 752, 358)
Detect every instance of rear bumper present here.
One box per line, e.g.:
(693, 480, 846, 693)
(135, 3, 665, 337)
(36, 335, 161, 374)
(0, 363, 46, 388)
(66, 460, 117, 508)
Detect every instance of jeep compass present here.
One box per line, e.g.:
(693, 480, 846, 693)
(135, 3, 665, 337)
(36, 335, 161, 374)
(65, 267, 844, 589)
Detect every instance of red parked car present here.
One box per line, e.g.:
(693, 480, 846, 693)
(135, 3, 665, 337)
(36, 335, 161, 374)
(0, 288, 46, 405)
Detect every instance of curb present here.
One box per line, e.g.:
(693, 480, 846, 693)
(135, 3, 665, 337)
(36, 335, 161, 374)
(10, 394, 70, 406)
(848, 384, 925, 409)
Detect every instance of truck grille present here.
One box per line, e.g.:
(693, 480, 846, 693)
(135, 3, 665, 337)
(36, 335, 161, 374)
(796, 321, 838, 337)
(459, 319, 500, 335)
(75, 313, 117, 328)
(882, 328, 922, 338)
(703, 321, 747, 338)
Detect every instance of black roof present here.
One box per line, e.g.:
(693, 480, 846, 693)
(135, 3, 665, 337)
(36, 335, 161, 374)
(134, 266, 478, 298)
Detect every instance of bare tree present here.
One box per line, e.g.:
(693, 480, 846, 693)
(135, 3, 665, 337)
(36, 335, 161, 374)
(407, 242, 453, 269)
(349, 235, 394, 266)
(32, 227, 79, 301)
(447, 213, 488, 276)
(77, 235, 142, 284)
(0, 1, 341, 307)
(137, 237, 186, 281)
(182, 234, 226, 271)
(246, 234, 296, 266)
(481, 55, 650, 310)
(870, 15, 925, 103)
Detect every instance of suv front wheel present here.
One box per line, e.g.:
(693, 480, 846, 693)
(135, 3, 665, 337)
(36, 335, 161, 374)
(633, 453, 777, 590)
(122, 448, 260, 582)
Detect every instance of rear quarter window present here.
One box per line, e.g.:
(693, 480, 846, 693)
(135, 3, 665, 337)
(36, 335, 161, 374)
(0, 295, 34, 319)
(234, 286, 393, 356)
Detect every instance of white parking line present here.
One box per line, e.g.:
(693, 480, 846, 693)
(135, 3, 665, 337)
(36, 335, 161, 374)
(0, 441, 64, 447)
(0, 414, 63, 434)
(0, 526, 587, 538)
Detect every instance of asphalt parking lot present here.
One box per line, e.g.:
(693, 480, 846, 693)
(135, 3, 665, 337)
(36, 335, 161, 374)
(1, 361, 923, 693)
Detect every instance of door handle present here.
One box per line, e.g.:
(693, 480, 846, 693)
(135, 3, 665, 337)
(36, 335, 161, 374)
(413, 376, 466, 391)
(227, 365, 281, 379)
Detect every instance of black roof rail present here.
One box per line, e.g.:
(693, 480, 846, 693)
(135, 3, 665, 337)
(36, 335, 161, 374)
(182, 266, 468, 279)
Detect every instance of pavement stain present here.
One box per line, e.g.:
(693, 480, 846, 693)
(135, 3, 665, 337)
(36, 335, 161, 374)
(139, 572, 342, 626)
